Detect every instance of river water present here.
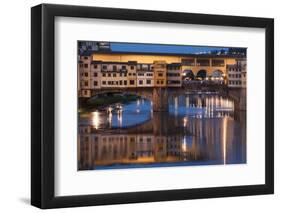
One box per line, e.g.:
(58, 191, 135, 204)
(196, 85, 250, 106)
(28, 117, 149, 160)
(78, 93, 246, 170)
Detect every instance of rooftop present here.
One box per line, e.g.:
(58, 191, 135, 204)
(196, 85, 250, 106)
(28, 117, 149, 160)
(88, 50, 246, 59)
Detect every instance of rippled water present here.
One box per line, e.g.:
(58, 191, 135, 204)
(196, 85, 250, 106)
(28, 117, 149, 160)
(78, 94, 246, 170)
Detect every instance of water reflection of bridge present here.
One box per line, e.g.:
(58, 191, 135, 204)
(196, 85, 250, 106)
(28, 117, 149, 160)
(108, 112, 190, 135)
(78, 111, 246, 170)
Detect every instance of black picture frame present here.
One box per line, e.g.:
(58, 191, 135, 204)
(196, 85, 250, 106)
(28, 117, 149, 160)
(31, 3, 274, 209)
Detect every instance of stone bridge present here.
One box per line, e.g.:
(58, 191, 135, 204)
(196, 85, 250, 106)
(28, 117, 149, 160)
(92, 87, 173, 111)
(91, 86, 246, 112)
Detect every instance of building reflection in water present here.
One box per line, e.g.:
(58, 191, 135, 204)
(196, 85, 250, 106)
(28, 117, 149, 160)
(78, 94, 246, 170)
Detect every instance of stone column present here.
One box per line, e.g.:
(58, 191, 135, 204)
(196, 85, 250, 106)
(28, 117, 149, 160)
(152, 87, 169, 112)
(239, 88, 247, 111)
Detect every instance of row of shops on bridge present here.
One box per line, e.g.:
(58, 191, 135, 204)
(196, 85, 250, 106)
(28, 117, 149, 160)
(78, 52, 246, 98)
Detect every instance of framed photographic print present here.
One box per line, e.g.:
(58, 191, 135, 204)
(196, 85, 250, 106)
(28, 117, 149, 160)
(31, 3, 274, 209)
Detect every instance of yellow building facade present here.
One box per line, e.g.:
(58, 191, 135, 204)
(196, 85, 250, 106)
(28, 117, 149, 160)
(78, 52, 244, 98)
(91, 52, 238, 76)
(153, 60, 167, 87)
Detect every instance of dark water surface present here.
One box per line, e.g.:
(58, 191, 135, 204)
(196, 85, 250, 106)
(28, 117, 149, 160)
(78, 93, 246, 170)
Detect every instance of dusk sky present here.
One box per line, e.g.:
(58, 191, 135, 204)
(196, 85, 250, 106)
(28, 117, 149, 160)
(110, 42, 229, 54)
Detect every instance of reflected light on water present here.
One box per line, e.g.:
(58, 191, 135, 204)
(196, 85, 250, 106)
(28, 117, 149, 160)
(222, 117, 227, 164)
(197, 97, 202, 108)
(185, 96, 189, 107)
(117, 111, 122, 127)
(183, 117, 188, 127)
(108, 113, 112, 126)
(182, 138, 188, 152)
(91, 111, 100, 129)
(79, 95, 245, 170)
(107, 107, 112, 126)
(174, 97, 178, 109)
(107, 106, 113, 113)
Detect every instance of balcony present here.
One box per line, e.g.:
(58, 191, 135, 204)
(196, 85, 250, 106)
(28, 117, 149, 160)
(211, 60, 225, 67)
(101, 68, 127, 72)
(196, 59, 210, 67)
(182, 59, 195, 66)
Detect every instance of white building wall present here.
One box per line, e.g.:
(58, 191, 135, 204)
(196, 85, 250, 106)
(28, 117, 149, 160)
(137, 71, 154, 87)
(79, 56, 92, 97)
(127, 64, 137, 88)
(100, 63, 128, 88)
(167, 69, 182, 87)
(90, 63, 101, 89)
(227, 60, 247, 89)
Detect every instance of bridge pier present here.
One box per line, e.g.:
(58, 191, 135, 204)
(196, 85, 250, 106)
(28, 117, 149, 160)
(153, 88, 169, 112)
(228, 88, 246, 111)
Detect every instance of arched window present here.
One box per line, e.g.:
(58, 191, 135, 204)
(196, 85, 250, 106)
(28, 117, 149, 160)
(196, 70, 207, 80)
(183, 70, 194, 80)
(211, 70, 224, 83)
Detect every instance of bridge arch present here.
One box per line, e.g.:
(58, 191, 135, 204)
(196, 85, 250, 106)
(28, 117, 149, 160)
(211, 69, 224, 78)
(91, 89, 153, 101)
(196, 70, 207, 80)
(91, 88, 169, 111)
(183, 69, 194, 80)
(210, 69, 225, 82)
